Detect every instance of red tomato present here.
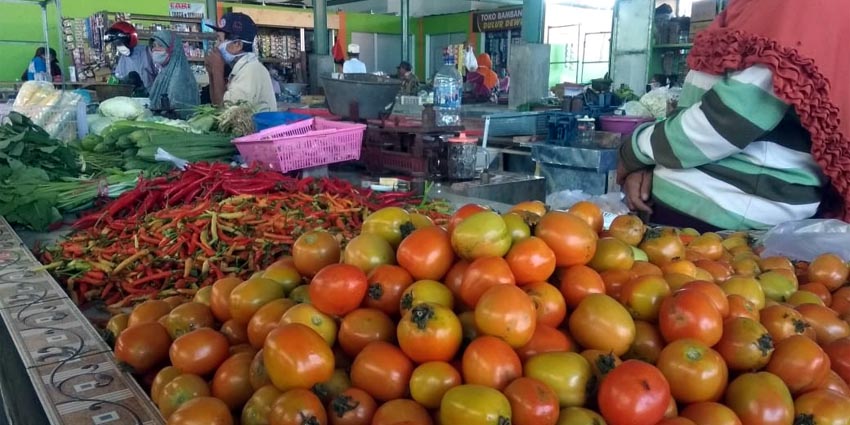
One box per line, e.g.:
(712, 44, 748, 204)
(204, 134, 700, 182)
(824, 337, 850, 385)
(534, 211, 598, 267)
(811, 370, 850, 397)
(264, 324, 335, 391)
(625, 320, 665, 364)
(569, 294, 635, 356)
(249, 350, 270, 390)
(211, 352, 254, 411)
(460, 256, 516, 308)
(679, 402, 741, 425)
(474, 284, 537, 348)
(114, 322, 171, 375)
(247, 299, 296, 349)
(504, 377, 559, 425)
(793, 389, 850, 425)
(656, 339, 728, 403)
(807, 253, 849, 291)
(523, 281, 567, 327)
(338, 308, 395, 358)
(210, 277, 241, 322)
(269, 388, 327, 425)
(397, 226, 455, 281)
(829, 287, 850, 316)
(759, 304, 815, 343)
(727, 294, 760, 322)
(558, 265, 606, 309)
(372, 399, 433, 425)
(656, 419, 697, 425)
(724, 372, 794, 425)
(397, 303, 462, 363)
(292, 230, 341, 278)
(598, 360, 672, 425)
(350, 341, 413, 402)
(658, 288, 723, 346)
(505, 237, 557, 285)
(678, 280, 730, 318)
(714, 317, 774, 371)
(444, 260, 470, 299)
(327, 387, 377, 425)
(169, 328, 230, 376)
(364, 265, 414, 317)
(516, 325, 573, 361)
(600, 270, 634, 300)
(127, 300, 172, 328)
(766, 334, 831, 395)
(462, 336, 522, 390)
(409, 361, 462, 409)
(796, 303, 850, 345)
(309, 264, 368, 316)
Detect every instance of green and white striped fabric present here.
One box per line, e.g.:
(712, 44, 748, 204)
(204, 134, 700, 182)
(620, 66, 825, 230)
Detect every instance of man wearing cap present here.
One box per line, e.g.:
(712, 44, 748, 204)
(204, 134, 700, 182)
(205, 13, 277, 112)
(342, 44, 367, 74)
(396, 61, 419, 95)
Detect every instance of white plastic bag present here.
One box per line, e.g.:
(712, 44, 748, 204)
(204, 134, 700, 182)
(759, 219, 850, 261)
(464, 46, 478, 72)
(546, 190, 630, 229)
(155, 148, 189, 171)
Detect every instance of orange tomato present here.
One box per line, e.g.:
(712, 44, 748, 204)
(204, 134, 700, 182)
(558, 265, 606, 309)
(505, 236, 557, 285)
(444, 260, 470, 299)
(523, 281, 567, 327)
(607, 214, 647, 246)
(397, 303, 462, 363)
(799, 282, 832, 306)
(619, 275, 671, 322)
(327, 387, 377, 425)
(364, 265, 414, 317)
(534, 211, 598, 267)
(264, 324, 335, 391)
(372, 399, 433, 425)
(170, 328, 230, 376)
(269, 388, 327, 425)
(350, 341, 413, 402)
(807, 253, 849, 291)
(568, 201, 604, 234)
(678, 280, 730, 318)
(462, 336, 522, 390)
(658, 289, 723, 346)
(229, 277, 285, 325)
(409, 361, 462, 409)
(569, 294, 635, 356)
(128, 299, 172, 328)
(396, 226, 456, 281)
(726, 294, 760, 322)
(510, 200, 547, 217)
(212, 352, 254, 410)
(338, 308, 395, 357)
(640, 233, 686, 265)
(247, 298, 296, 349)
(309, 264, 369, 317)
(474, 284, 537, 348)
(503, 377, 560, 425)
(292, 230, 341, 278)
(167, 396, 232, 425)
(625, 320, 665, 364)
(459, 256, 516, 308)
(516, 325, 573, 361)
(220, 319, 249, 346)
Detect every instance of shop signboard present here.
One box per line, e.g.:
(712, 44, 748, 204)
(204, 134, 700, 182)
(169, 2, 206, 19)
(473, 7, 523, 33)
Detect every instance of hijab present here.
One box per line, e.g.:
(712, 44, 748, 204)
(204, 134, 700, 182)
(688, 0, 850, 221)
(475, 53, 499, 90)
(148, 31, 199, 114)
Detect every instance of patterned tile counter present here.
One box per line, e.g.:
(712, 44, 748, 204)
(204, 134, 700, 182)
(0, 217, 164, 425)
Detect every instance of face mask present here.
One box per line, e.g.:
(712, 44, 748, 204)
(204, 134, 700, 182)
(151, 51, 168, 65)
(117, 45, 131, 56)
(218, 40, 241, 64)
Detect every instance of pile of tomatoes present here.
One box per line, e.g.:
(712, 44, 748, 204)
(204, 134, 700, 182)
(107, 201, 850, 425)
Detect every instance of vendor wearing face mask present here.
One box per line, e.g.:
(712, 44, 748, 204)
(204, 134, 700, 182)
(104, 22, 156, 90)
(148, 31, 200, 117)
(205, 13, 277, 113)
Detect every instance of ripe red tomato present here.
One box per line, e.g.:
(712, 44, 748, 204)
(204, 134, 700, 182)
(524, 352, 592, 407)
(812, 370, 850, 397)
(678, 280, 730, 318)
(624, 320, 665, 364)
(793, 389, 850, 425)
(656, 339, 728, 403)
(758, 304, 815, 343)
(444, 259, 470, 298)
(327, 387, 377, 425)
(207, 353, 252, 412)
(505, 236, 557, 285)
(619, 275, 671, 322)
(350, 341, 413, 402)
(269, 388, 327, 425)
(714, 317, 774, 371)
(534, 211, 598, 267)
(247, 298, 296, 349)
(516, 325, 573, 361)
(796, 303, 850, 345)
(397, 303, 462, 363)
(569, 294, 635, 356)
(807, 253, 849, 291)
(679, 402, 742, 425)
(656, 419, 697, 425)
(597, 360, 671, 425)
(726, 294, 760, 322)
(309, 264, 368, 316)
(397, 226, 455, 281)
(264, 323, 335, 391)
(242, 385, 281, 425)
(409, 361, 462, 409)
(440, 384, 511, 425)
(658, 288, 723, 346)
(338, 308, 395, 358)
(522, 281, 567, 327)
(220, 319, 249, 346)
(600, 270, 633, 300)
(474, 284, 537, 348)
(460, 256, 516, 308)
(114, 322, 171, 375)
(462, 336, 522, 390)
(364, 265, 414, 316)
(724, 372, 794, 425)
(292, 230, 341, 277)
(829, 287, 850, 316)
(373, 399, 433, 425)
(589, 237, 636, 272)
(169, 328, 229, 376)
(558, 265, 606, 309)
(824, 337, 850, 385)
(504, 377, 559, 425)
(167, 397, 232, 425)
(766, 334, 831, 394)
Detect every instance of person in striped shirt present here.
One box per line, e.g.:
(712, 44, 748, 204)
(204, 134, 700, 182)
(617, 0, 850, 231)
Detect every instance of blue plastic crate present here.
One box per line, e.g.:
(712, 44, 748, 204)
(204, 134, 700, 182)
(253, 112, 311, 132)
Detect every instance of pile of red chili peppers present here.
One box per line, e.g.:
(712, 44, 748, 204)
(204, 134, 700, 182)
(40, 162, 450, 308)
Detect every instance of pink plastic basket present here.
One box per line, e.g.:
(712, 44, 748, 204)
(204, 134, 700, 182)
(232, 117, 366, 172)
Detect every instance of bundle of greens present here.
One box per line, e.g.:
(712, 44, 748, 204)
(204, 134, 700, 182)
(188, 101, 256, 136)
(0, 112, 80, 179)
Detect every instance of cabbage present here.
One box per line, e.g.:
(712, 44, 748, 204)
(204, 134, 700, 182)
(639, 88, 671, 119)
(88, 114, 119, 136)
(99, 96, 145, 120)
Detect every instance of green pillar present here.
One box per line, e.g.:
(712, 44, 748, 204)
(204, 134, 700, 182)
(401, 0, 410, 62)
(521, 0, 545, 44)
(313, 0, 329, 55)
(205, 0, 216, 21)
